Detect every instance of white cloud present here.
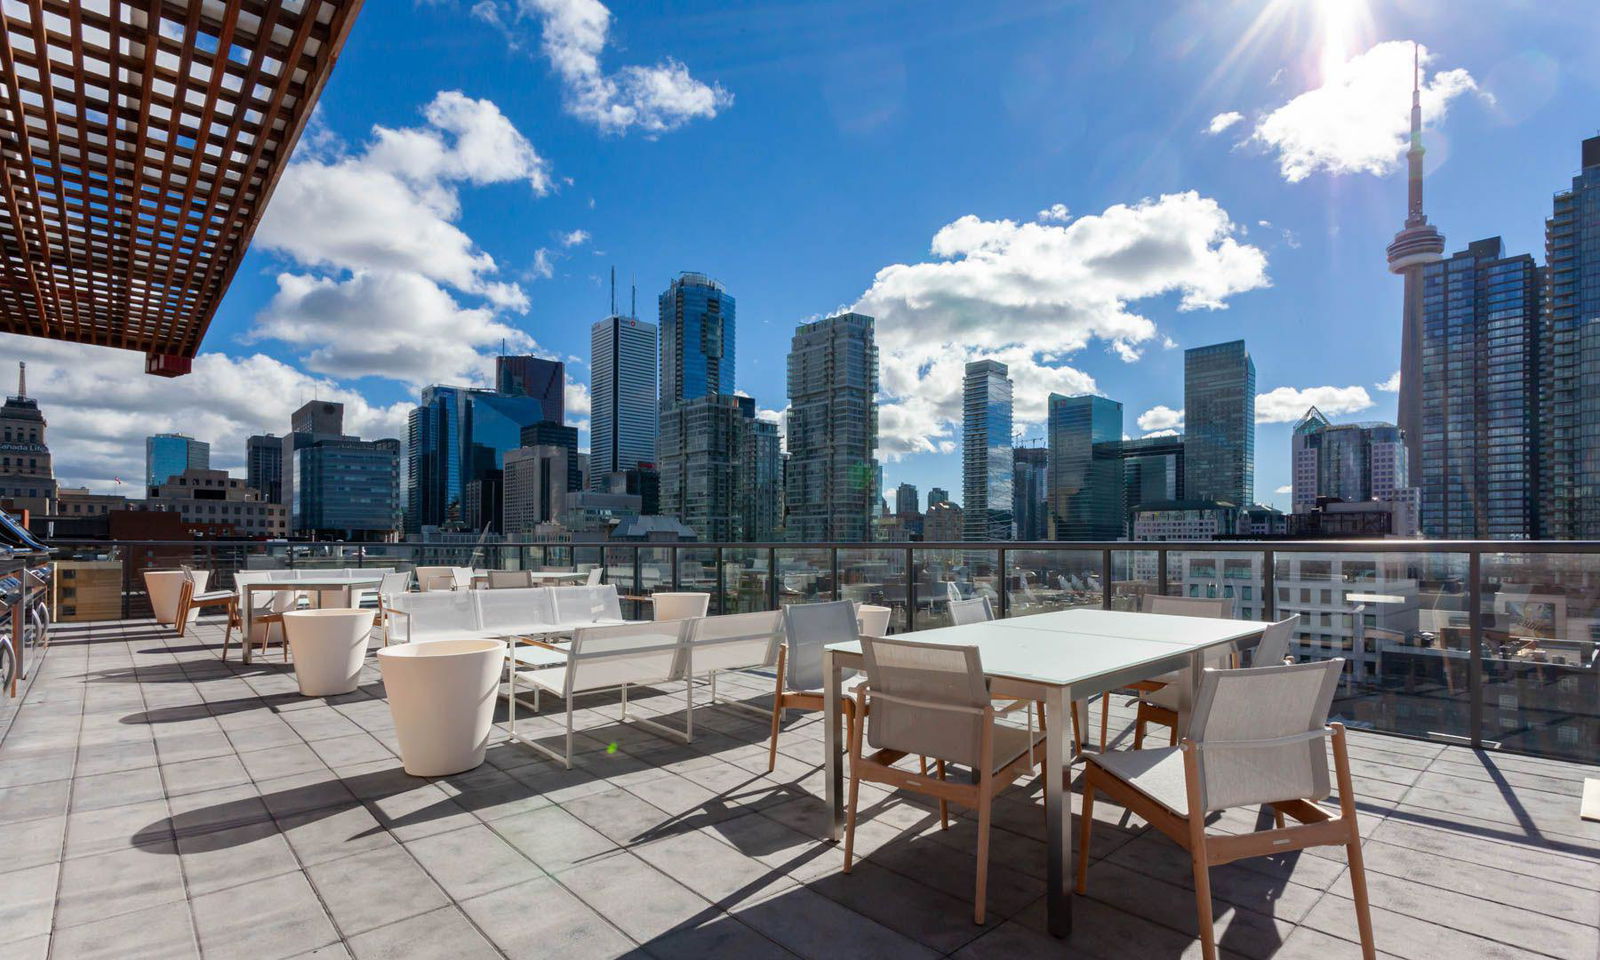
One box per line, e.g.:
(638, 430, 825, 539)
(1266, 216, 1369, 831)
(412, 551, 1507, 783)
(531, 248, 556, 279)
(756, 406, 789, 450)
(856, 192, 1268, 458)
(1206, 111, 1244, 135)
(560, 229, 591, 247)
(1242, 41, 1478, 182)
(1275, 484, 1293, 494)
(1137, 405, 1184, 432)
(1036, 203, 1070, 222)
(2, 335, 410, 492)
(1256, 385, 1374, 423)
(1141, 428, 1179, 439)
(1376, 370, 1401, 392)
(482, 0, 731, 135)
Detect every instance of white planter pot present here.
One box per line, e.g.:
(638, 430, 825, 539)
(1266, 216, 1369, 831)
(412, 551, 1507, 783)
(282, 609, 375, 697)
(377, 639, 507, 777)
(144, 569, 208, 626)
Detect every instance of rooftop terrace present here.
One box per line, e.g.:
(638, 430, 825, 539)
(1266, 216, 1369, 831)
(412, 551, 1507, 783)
(3, 615, 1596, 960)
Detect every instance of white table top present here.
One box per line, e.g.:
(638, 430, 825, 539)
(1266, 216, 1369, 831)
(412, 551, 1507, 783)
(245, 575, 384, 589)
(825, 609, 1264, 690)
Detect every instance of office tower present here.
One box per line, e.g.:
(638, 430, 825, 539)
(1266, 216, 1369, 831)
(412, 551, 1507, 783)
(894, 483, 919, 517)
(1012, 446, 1049, 540)
(291, 400, 344, 438)
(146, 433, 209, 489)
(1290, 408, 1413, 513)
(658, 394, 776, 541)
(0, 362, 57, 516)
(245, 435, 284, 504)
(1183, 340, 1255, 505)
(1540, 136, 1600, 538)
(406, 385, 547, 532)
(923, 500, 964, 541)
(494, 355, 565, 422)
(1114, 434, 1185, 534)
(463, 470, 502, 535)
(521, 420, 581, 495)
(659, 272, 735, 406)
(1046, 394, 1124, 540)
(928, 487, 950, 507)
(962, 360, 1014, 540)
(603, 464, 660, 516)
(785, 312, 879, 542)
(503, 445, 571, 534)
(146, 469, 289, 537)
(1419, 237, 1541, 538)
(591, 314, 658, 480)
(291, 436, 401, 539)
(1387, 48, 1447, 477)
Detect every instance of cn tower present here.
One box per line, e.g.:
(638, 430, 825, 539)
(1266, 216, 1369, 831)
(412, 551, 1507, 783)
(1385, 44, 1445, 478)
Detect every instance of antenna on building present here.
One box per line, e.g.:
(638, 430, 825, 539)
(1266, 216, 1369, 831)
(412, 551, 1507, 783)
(16, 361, 24, 398)
(610, 266, 616, 316)
(630, 276, 636, 319)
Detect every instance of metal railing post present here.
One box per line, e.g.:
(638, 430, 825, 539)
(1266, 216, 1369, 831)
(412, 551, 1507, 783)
(1262, 549, 1276, 621)
(632, 546, 643, 599)
(906, 545, 916, 632)
(714, 547, 725, 615)
(767, 547, 778, 612)
(830, 547, 840, 603)
(1157, 546, 1168, 598)
(997, 547, 1008, 619)
(1101, 549, 1113, 610)
(671, 547, 680, 591)
(1468, 550, 1483, 748)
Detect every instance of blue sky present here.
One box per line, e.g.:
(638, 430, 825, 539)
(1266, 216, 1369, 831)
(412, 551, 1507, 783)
(9, 0, 1599, 506)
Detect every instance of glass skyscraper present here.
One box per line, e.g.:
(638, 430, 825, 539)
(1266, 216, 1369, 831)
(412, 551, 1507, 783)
(658, 272, 734, 406)
(291, 437, 400, 539)
(1183, 340, 1255, 506)
(145, 433, 209, 490)
(1540, 136, 1600, 539)
(494, 355, 565, 423)
(1114, 434, 1185, 535)
(1011, 446, 1049, 541)
(1046, 394, 1123, 540)
(590, 314, 658, 481)
(1419, 237, 1540, 539)
(1290, 409, 1410, 512)
(406, 385, 548, 532)
(246, 435, 283, 503)
(962, 360, 1014, 540)
(658, 394, 778, 541)
(785, 313, 878, 542)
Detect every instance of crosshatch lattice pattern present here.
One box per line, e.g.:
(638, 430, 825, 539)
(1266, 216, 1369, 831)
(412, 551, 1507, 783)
(0, 0, 362, 367)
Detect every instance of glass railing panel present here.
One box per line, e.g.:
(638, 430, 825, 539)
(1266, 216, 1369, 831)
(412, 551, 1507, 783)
(839, 546, 910, 634)
(1005, 549, 1103, 617)
(1161, 549, 1268, 620)
(1479, 551, 1600, 764)
(721, 548, 775, 614)
(673, 547, 719, 610)
(774, 548, 832, 607)
(915, 547, 997, 630)
(1275, 549, 1472, 744)
(50, 542, 127, 622)
(1109, 549, 1156, 611)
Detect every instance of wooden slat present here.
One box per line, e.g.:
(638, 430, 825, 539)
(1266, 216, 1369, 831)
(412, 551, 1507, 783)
(0, 1, 364, 368)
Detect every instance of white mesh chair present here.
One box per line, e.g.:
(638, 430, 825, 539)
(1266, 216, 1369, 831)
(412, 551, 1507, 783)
(767, 600, 864, 772)
(652, 592, 710, 621)
(1078, 659, 1374, 960)
(414, 566, 457, 592)
(552, 584, 625, 628)
(487, 570, 534, 590)
(231, 571, 287, 660)
(856, 604, 891, 638)
(374, 571, 414, 645)
(507, 619, 694, 767)
(948, 596, 994, 626)
(843, 636, 1046, 925)
(1247, 615, 1298, 668)
(174, 569, 238, 647)
(687, 610, 783, 717)
(1129, 594, 1238, 749)
(386, 591, 482, 645)
(585, 566, 604, 586)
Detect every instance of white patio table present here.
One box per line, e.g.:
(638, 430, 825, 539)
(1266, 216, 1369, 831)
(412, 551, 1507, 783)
(820, 608, 1266, 938)
(241, 574, 384, 664)
(469, 570, 590, 588)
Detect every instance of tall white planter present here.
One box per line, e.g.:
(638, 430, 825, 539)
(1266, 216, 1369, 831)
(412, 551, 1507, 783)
(282, 609, 375, 697)
(144, 569, 208, 626)
(377, 639, 506, 777)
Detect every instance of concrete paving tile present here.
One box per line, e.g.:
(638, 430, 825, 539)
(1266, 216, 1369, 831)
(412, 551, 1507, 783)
(402, 822, 544, 901)
(0, 778, 71, 824)
(306, 844, 449, 936)
(1300, 891, 1552, 960)
(459, 875, 636, 958)
(159, 754, 252, 797)
(731, 882, 939, 960)
(177, 820, 302, 896)
(0, 861, 58, 941)
(345, 906, 500, 960)
(277, 802, 397, 866)
(55, 840, 185, 928)
(63, 797, 171, 859)
(0, 814, 66, 872)
(492, 803, 619, 874)
(191, 870, 341, 960)
(47, 898, 198, 960)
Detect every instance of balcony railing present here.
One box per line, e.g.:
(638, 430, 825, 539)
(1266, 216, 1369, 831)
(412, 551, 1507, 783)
(44, 537, 1600, 766)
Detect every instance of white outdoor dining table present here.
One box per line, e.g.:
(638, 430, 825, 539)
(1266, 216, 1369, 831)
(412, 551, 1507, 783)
(241, 575, 384, 664)
(820, 608, 1266, 938)
(469, 570, 589, 587)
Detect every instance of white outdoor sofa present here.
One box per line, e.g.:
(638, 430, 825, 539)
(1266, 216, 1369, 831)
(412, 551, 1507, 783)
(385, 584, 627, 645)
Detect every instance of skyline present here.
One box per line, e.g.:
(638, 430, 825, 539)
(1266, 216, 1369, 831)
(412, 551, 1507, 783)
(1, 0, 1597, 509)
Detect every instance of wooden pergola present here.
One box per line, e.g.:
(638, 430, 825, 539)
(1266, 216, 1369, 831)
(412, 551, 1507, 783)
(0, 0, 364, 376)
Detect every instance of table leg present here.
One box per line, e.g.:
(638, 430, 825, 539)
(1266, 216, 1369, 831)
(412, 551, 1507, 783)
(824, 648, 843, 842)
(1179, 649, 1203, 734)
(1045, 684, 1073, 937)
(242, 585, 256, 665)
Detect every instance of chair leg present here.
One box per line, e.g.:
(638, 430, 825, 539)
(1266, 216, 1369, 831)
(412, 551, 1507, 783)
(1076, 778, 1095, 894)
(766, 650, 786, 774)
(1133, 713, 1146, 749)
(843, 771, 861, 873)
(1190, 844, 1218, 960)
(1168, 723, 1178, 747)
(1098, 693, 1109, 750)
(937, 760, 949, 830)
(1332, 726, 1377, 960)
(1071, 700, 1083, 756)
(974, 785, 993, 925)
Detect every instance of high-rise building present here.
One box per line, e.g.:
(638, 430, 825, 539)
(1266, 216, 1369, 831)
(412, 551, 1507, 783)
(246, 434, 284, 504)
(894, 483, 919, 517)
(1419, 237, 1541, 539)
(520, 420, 581, 497)
(962, 360, 1014, 540)
(1387, 47, 1447, 479)
(1183, 340, 1255, 506)
(1113, 434, 1185, 535)
(1046, 394, 1123, 540)
(928, 487, 950, 507)
(659, 272, 735, 406)
(1012, 446, 1049, 541)
(923, 500, 964, 541)
(591, 314, 658, 482)
(1290, 408, 1414, 521)
(503, 445, 570, 534)
(494, 355, 565, 422)
(291, 400, 344, 438)
(658, 394, 778, 541)
(146, 433, 209, 490)
(1539, 135, 1600, 539)
(406, 385, 548, 532)
(785, 313, 879, 542)
(291, 437, 401, 539)
(0, 363, 56, 516)
(148, 469, 289, 537)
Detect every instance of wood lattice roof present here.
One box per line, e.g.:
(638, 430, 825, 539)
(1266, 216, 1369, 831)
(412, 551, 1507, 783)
(0, 0, 364, 376)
